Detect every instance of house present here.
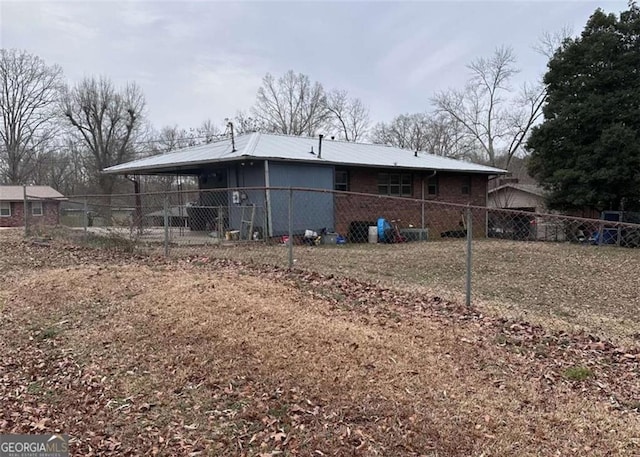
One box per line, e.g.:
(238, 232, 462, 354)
(488, 178, 546, 213)
(104, 133, 505, 238)
(0, 186, 64, 228)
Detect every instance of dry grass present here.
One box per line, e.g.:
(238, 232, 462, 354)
(171, 239, 640, 344)
(1, 230, 640, 455)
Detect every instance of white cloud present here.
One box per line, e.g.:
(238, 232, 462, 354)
(119, 3, 165, 27)
(189, 55, 263, 111)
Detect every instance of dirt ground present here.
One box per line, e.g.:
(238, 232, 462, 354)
(174, 238, 640, 345)
(1, 229, 640, 456)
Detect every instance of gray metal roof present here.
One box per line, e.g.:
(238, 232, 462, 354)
(0, 186, 65, 201)
(104, 132, 506, 175)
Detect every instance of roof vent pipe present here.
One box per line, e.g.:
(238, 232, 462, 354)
(227, 121, 237, 152)
(318, 134, 323, 159)
(415, 150, 418, 157)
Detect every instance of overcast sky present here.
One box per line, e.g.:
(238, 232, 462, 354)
(0, 0, 631, 131)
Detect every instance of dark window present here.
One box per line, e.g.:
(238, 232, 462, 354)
(0, 202, 10, 217)
(462, 176, 472, 195)
(335, 169, 349, 191)
(378, 172, 412, 196)
(32, 201, 43, 216)
(427, 175, 439, 195)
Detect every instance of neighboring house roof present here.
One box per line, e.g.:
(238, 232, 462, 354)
(104, 132, 507, 175)
(0, 185, 65, 202)
(488, 183, 546, 198)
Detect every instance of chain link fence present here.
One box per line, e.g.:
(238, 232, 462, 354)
(22, 186, 640, 339)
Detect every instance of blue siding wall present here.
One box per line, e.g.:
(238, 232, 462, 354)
(226, 162, 267, 238)
(268, 162, 334, 235)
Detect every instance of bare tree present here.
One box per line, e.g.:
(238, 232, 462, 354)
(371, 112, 473, 158)
(234, 110, 266, 134)
(534, 25, 573, 59)
(150, 125, 193, 154)
(0, 49, 64, 184)
(432, 46, 545, 168)
(371, 113, 431, 151)
(197, 119, 222, 144)
(422, 113, 478, 159)
(325, 89, 370, 142)
(251, 71, 329, 136)
(61, 76, 145, 199)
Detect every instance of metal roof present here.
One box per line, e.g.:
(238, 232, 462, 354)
(104, 132, 506, 175)
(0, 186, 65, 201)
(488, 183, 546, 197)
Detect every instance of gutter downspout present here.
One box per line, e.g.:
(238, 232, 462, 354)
(264, 160, 273, 238)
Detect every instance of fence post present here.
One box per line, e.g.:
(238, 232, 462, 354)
(597, 220, 604, 246)
(83, 197, 88, 240)
(23, 185, 28, 237)
(288, 188, 293, 269)
(465, 206, 473, 307)
(163, 194, 169, 257)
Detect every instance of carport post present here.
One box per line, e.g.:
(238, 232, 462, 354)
(23, 185, 28, 237)
(465, 206, 473, 307)
(163, 194, 169, 257)
(288, 188, 293, 269)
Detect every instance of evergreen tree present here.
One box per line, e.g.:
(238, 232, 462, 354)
(527, 2, 640, 212)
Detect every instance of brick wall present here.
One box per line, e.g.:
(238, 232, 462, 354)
(334, 168, 488, 239)
(0, 201, 60, 228)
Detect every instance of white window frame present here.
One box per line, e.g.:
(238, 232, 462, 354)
(0, 201, 10, 217)
(32, 201, 43, 216)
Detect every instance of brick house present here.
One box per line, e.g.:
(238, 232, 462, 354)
(104, 133, 505, 238)
(0, 186, 64, 228)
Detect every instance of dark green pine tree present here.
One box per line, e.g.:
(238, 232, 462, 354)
(527, 2, 640, 212)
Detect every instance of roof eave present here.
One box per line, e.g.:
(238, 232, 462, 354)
(104, 153, 507, 176)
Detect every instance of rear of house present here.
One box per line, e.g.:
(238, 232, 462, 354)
(103, 133, 506, 239)
(0, 186, 64, 228)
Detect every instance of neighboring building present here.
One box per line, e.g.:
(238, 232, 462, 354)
(144, 206, 188, 227)
(104, 133, 505, 237)
(0, 186, 64, 228)
(488, 178, 546, 212)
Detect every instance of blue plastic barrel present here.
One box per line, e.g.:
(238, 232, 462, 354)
(377, 218, 392, 242)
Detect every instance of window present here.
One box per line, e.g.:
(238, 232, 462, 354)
(378, 173, 412, 196)
(0, 202, 10, 217)
(427, 175, 439, 196)
(32, 201, 43, 216)
(335, 169, 349, 191)
(462, 176, 472, 195)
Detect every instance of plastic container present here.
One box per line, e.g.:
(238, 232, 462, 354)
(368, 226, 378, 243)
(377, 218, 392, 242)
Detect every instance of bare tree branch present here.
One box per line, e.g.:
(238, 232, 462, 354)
(61, 76, 145, 197)
(0, 49, 64, 184)
(432, 46, 544, 168)
(251, 71, 329, 136)
(325, 89, 370, 142)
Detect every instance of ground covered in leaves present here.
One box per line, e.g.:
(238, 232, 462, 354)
(176, 238, 640, 345)
(1, 229, 640, 456)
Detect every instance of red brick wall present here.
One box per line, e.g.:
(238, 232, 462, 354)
(0, 201, 60, 228)
(334, 168, 488, 238)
